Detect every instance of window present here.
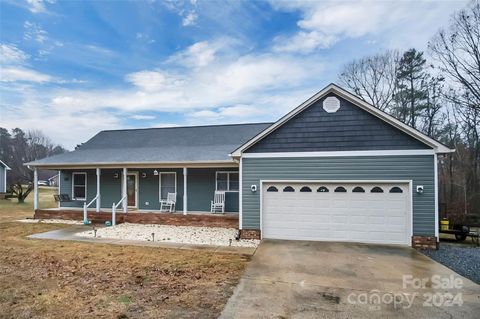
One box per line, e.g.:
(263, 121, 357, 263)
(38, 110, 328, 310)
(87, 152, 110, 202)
(159, 172, 176, 200)
(267, 186, 278, 192)
(300, 186, 312, 192)
(72, 172, 87, 200)
(317, 186, 329, 192)
(389, 186, 403, 193)
(334, 186, 347, 193)
(352, 186, 365, 193)
(216, 171, 239, 191)
(371, 186, 384, 193)
(283, 186, 295, 192)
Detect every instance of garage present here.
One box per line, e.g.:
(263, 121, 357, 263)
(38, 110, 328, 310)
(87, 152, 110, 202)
(261, 182, 411, 245)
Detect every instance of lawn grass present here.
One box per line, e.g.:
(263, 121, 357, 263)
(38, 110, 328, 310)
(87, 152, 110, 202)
(0, 186, 57, 222)
(0, 188, 249, 318)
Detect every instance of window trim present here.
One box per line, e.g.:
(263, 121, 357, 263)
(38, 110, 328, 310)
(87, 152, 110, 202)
(71, 172, 87, 201)
(215, 171, 239, 192)
(159, 172, 177, 201)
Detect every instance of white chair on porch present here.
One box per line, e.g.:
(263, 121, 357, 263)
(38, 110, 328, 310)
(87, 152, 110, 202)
(210, 191, 225, 214)
(160, 192, 176, 212)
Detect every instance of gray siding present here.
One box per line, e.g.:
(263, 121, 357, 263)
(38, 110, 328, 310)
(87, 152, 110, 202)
(59, 167, 239, 212)
(0, 166, 5, 192)
(246, 93, 430, 153)
(242, 155, 435, 236)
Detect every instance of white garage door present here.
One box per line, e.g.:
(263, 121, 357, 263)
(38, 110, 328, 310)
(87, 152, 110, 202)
(262, 182, 411, 245)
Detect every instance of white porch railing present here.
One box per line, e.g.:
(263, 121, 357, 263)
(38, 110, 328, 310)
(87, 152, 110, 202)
(83, 195, 99, 224)
(111, 195, 126, 226)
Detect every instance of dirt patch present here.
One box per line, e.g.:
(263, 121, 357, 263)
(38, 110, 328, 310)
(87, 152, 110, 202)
(0, 197, 249, 319)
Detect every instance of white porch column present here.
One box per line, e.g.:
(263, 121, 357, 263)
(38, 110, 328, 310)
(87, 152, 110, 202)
(183, 167, 187, 215)
(33, 167, 38, 211)
(96, 168, 101, 212)
(122, 167, 127, 213)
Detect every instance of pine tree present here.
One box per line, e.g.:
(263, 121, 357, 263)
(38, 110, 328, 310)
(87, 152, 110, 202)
(393, 49, 428, 129)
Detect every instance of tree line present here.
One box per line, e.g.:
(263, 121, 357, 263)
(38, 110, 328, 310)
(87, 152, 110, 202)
(338, 0, 480, 221)
(0, 128, 66, 202)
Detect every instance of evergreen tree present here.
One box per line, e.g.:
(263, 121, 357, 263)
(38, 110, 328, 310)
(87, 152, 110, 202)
(393, 49, 428, 129)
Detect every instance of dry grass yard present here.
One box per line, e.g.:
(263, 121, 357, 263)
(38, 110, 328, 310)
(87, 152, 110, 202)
(0, 188, 249, 319)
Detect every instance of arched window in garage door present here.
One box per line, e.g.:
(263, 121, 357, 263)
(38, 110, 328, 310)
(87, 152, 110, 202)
(389, 186, 403, 193)
(267, 186, 278, 192)
(283, 186, 295, 192)
(371, 186, 384, 193)
(352, 186, 365, 193)
(300, 186, 312, 192)
(334, 186, 347, 193)
(317, 186, 329, 192)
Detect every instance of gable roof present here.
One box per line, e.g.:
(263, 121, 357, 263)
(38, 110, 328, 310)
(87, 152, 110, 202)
(231, 83, 454, 156)
(26, 123, 272, 168)
(0, 160, 11, 170)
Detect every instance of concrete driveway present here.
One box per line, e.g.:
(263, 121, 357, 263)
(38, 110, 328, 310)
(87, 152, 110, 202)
(221, 240, 480, 318)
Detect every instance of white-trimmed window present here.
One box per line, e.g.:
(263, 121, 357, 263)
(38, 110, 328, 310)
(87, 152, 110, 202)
(159, 172, 177, 200)
(216, 171, 239, 191)
(72, 172, 87, 200)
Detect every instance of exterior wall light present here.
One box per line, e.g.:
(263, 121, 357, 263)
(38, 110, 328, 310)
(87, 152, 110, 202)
(142, 172, 147, 178)
(251, 185, 257, 192)
(153, 170, 159, 176)
(114, 173, 119, 179)
(416, 185, 424, 194)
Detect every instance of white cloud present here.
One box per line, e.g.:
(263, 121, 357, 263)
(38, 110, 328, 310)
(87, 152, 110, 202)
(169, 41, 218, 68)
(24, 21, 48, 43)
(0, 67, 52, 83)
(130, 114, 156, 120)
(0, 44, 29, 65)
(270, 0, 469, 53)
(274, 30, 337, 53)
(182, 11, 198, 26)
(125, 70, 182, 92)
(26, 0, 55, 14)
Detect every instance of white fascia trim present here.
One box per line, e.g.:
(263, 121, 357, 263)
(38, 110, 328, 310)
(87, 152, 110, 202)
(260, 179, 412, 184)
(27, 160, 239, 169)
(231, 84, 454, 156)
(0, 160, 11, 170)
(242, 149, 435, 158)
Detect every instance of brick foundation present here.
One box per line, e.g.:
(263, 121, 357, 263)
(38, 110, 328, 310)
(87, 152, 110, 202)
(34, 209, 238, 228)
(412, 236, 438, 249)
(239, 229, 261, 240)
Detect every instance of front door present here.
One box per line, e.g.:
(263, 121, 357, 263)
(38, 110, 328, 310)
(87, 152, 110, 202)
(127, 173, 138, 207)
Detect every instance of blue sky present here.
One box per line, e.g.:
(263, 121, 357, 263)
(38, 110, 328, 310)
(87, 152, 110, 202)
(0, 0, 469, 149)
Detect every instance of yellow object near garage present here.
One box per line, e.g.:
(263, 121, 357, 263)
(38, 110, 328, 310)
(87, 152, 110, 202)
(441, 219, 450, 231)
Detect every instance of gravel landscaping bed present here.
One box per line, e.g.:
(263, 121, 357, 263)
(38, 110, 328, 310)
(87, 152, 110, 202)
(75, 223, 260, 247)
(421, 243, 480, 284)
(17, 219, 83, 225)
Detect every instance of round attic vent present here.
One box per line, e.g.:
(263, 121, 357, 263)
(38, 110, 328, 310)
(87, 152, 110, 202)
(323, 96, 341, 113)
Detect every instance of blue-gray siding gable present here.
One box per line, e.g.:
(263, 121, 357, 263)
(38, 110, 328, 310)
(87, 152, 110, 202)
(242, 155, 435, 236)
(245, 93, 431, 153)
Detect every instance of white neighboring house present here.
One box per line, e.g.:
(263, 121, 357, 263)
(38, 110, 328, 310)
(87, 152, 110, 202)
(0, 160, 11, 193)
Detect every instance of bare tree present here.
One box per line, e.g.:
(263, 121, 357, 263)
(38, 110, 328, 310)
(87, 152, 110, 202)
(339, 50, 399, 111)
(429, 0, 480, 110)
(429, 0, 480, 211)
(421, 75, 445, 137)
(2, 128, 66, 203)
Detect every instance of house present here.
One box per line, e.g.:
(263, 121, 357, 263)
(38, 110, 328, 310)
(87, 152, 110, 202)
(26, 84, 453, 248)
(0, 160, 11, 193)
(48, 173, 59, 187)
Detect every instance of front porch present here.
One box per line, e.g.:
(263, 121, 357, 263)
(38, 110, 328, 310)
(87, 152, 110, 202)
(34, 208, 239, 228)
(32, 165, 240, 227)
